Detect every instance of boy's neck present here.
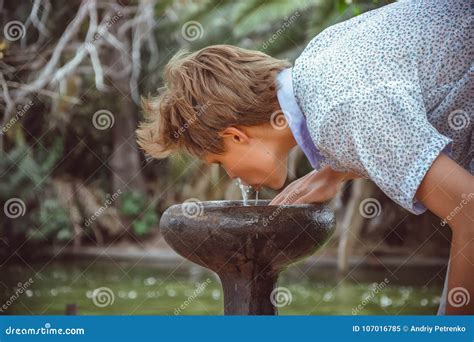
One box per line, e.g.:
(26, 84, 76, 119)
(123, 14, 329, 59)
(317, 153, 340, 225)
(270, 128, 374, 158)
(266, 124, 298, 155)
(282, 126, 298, 151)
(248, 123, 297, 157)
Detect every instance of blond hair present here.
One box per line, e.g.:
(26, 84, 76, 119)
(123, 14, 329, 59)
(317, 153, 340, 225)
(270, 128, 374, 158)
(136, 45, 290, 159)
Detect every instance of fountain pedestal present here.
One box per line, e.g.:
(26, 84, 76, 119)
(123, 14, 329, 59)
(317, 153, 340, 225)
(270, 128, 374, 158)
(160, 200, 335, 315)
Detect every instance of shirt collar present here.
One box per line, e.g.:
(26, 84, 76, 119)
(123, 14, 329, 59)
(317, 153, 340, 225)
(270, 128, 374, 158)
(276, 68, 324, 170)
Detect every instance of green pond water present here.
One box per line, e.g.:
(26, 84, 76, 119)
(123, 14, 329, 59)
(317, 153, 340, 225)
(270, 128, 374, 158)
(1, 259, 443, 315)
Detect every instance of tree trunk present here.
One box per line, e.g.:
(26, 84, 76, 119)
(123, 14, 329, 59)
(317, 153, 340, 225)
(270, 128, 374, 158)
(109, 74, 146, 195)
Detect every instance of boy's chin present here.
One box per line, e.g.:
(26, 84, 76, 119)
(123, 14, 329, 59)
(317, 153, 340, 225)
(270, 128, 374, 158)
(267, 175, 286, 190)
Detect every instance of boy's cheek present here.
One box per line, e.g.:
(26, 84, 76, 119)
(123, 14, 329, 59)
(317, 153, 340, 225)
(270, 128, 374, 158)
(228, 152, 287, 189)
(254, 157, 287, 190)
(265, 170, 287, 190)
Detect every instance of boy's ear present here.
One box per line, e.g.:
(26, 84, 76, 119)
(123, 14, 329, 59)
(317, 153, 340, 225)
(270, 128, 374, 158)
(219, 126, 250, 144)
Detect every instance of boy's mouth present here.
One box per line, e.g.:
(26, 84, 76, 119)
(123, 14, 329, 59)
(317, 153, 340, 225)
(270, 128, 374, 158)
(239, 179, 262, 191)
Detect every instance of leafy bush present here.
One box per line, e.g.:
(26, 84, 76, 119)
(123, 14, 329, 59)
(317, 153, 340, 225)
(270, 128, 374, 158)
(120, 191, 159, 236)
(0, 138, 70, 244)
(30, 199, 72, 242)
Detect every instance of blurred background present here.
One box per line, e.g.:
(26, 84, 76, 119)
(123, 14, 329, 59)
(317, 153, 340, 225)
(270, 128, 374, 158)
(1, 0, 450, 315)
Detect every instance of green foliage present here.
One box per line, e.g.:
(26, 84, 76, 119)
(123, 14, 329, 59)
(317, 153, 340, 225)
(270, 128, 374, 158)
(132, 210, 159, 236)
(121, 191, 146, 216)
(0, 138, 70, 243)
(232, 0, 312, 38)
(176, 0, 392, 59)
(120, 191, 159, 236)
(0, 138, 63, 200)
(30, 199, 72, 242)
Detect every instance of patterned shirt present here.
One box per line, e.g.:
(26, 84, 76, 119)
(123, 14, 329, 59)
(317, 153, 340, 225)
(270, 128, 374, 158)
(283, 0, 473, 215)
(276, 68, 326, 170)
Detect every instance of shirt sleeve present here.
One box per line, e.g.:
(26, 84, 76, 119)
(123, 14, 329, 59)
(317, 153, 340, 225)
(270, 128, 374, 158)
(313, 83, 453, 215)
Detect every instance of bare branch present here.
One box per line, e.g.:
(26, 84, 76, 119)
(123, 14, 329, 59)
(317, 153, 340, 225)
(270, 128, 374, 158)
(16, 0, 91, 97)
(3, 0, 162, 120)
(7, 81, 81, 104)
(86, 45, 105, 90)
(29, 0, 50, 37)
(0, 72, 15, 150)
(0, 73, 14, 115)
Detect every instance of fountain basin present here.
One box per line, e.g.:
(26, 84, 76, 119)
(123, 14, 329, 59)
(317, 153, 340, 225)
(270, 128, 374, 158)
(160, 200, 335, 315)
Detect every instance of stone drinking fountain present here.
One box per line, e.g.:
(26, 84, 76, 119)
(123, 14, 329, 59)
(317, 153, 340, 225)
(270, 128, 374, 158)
(160, 199, 335, 315)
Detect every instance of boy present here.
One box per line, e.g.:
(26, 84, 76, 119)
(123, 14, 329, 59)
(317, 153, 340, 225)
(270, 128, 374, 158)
(138, 0, 473, 314)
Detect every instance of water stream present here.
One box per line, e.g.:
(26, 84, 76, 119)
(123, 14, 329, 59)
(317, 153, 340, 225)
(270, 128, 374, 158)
(237, 178, 259, 205)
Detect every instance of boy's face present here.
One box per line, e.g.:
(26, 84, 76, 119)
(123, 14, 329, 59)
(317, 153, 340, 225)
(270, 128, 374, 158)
(203, 125, 295, 190)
